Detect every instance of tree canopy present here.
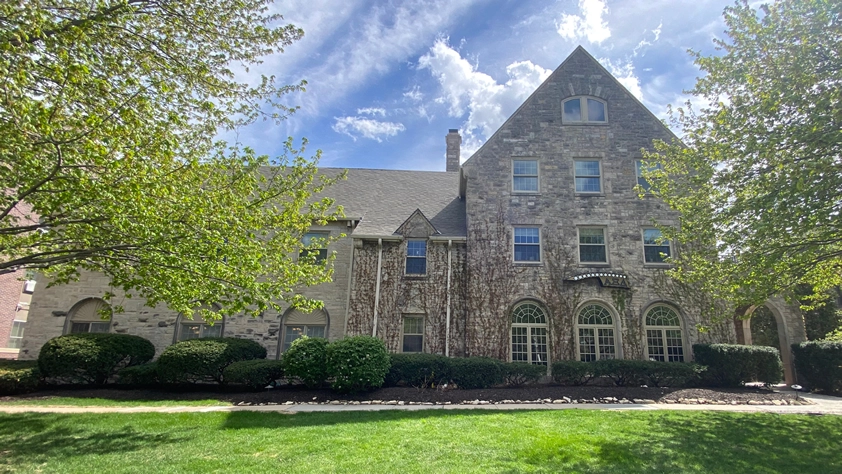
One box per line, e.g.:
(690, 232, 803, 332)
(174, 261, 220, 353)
(643, 0, 842, 309)
(0, 0, 342, 321)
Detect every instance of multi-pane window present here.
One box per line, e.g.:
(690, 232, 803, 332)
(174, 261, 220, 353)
(512, 160, 538, 192)
(402, 316, 424, 353)
(281, 308, 328, 352)
(643, 229, 671, 264)
(577, 304, 616, 361)
(178, 321, 223, 341)
(563, 97, 607, 123)
(7, 321, 24, 349)
(511, 302, 548, 365)
(645, 305, 684, 362)
(300, 232, 329, 263)
(68, 298, 111, 334)
(406, 240, 427, 275)
(578, 228, 607, 263)
(574, 160, 601, 193)
(635, 160, 662, 192)
(282, 324, 325, 351)
(514, 227, 541, 262)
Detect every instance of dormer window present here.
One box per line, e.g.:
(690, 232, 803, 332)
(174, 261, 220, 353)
(563, 97, 607, 123)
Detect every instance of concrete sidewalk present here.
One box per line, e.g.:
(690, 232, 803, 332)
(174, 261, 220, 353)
(1, 390, 839, 415)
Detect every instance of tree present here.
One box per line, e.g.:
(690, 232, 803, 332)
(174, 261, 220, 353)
(643, 0, 842, 310)
(0, 1, 343, 321)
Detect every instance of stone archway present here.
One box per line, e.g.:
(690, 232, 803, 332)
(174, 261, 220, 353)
(742, 299, 805, 385)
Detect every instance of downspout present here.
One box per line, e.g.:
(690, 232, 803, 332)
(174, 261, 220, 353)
(372, 238, 383, 337)
(445, 239, 453, 357)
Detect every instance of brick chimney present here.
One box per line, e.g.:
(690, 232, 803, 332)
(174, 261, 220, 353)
(445, 129, 461, 172)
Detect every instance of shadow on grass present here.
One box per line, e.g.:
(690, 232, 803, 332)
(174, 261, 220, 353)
(220, 408, 510, 429)
(0, 413, 191, 468)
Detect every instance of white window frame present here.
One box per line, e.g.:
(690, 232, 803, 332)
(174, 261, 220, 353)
(575, 303, 618, 362)
(577, 227, 608, 265)
(405, 240, 428, 275)
(573, 159, 602, 194)
(644, 305, 685, 362)
(66, 298, 112, 334)
(177, 318, 223, 342)
(513, 227, 541, 263)
(642, 228, 672, 265)
(7, 320, 25, 349)
(401, 315, 425, 353)
(562, 96, 608, 123)
(512, 159, 539, 193)
(281, 324, 326, 352)
(510, 302, 549, 366)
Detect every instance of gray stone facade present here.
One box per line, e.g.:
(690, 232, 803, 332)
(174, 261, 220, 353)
(18, 47, 807, 383)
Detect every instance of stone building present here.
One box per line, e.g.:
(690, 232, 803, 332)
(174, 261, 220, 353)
(18, 47, 807, 382)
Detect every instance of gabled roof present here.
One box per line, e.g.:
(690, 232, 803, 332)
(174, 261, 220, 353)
(394, 208, 440, 237)
(315, 168, 466, 237)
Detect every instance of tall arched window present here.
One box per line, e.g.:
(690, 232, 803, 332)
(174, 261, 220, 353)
(511, 302, 548, 365)
(177, 305, 223, 341)
(644, 305, 684, 362)
(67, 298, 112, 334)
(281, 308, 328, 352)
(577, 304, 616, 361)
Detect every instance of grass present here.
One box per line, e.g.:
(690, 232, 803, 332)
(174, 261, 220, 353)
(0, 396, 229, 407)
(0, 410, 838, 473)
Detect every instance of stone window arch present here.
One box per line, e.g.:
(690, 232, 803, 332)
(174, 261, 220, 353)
(66, 298, 112, 334)
(644, 304, 685, 362)
(175, 305, 224, 342)
(576, 303, 617, 361)
(279, 308, 328, 354)
(510, 301, 548, 365)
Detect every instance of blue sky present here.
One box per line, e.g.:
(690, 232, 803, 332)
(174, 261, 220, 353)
(230, 0, 736, 171)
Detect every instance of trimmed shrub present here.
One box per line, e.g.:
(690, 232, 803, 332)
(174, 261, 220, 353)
(38, 333, 155, 385)
(450, 357, 504, 389)
(551, 360, 594, 386)
(592, 359, 650, 386)
(283, 336, 329, 388)
(223, 359, 285, 390)
(693, 343, 783, 387)
(327, 336, 390, 394)
(0, 360, 41, 394)
(117, 362, 159, 387)
(641, 362, 703, 388)
(503, 362, 546, 387)
(157, 337, 266, 384)
(792, 340, 842, 393)
(385, 353, 452, 388)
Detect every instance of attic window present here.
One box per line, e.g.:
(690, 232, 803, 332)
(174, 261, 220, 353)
(563, 97, 607, 123)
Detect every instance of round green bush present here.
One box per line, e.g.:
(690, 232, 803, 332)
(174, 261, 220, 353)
(502, 362, 546, 387)
(38, 333, 155, 385)
(156, 337, 267, 384)
(551, 360, 594, 386)
(792, 340, 842, 393)
(450, 357, 504, 389)
(223, 359, 285, 390)
(693, 343, 783, 387)
(326, 336, 390, 394)
(282, 336, 329, 388)
(0, 360, 41, 394)
(117, 362, 159, 387)
(386, 353, 452, 388)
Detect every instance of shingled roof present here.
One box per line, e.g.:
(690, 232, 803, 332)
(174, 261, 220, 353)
(316, 168, 466, 237)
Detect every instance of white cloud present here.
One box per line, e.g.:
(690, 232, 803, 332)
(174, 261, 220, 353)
(332, 116, 406, 142)
(356, 107, 386, 116)
(418, 39, 551, 156)
(403, 86, 423, 102)
(556, 0, 611, 44)
(633, 21, 663, 57)
(602, 58, 643, 100)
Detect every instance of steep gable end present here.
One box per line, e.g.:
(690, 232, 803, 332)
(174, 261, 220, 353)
(394, 208, 439, 238)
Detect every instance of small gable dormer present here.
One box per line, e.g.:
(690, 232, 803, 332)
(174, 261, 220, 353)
(394, 209, 439, 238)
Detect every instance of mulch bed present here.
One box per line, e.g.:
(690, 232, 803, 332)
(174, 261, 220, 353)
(0, 384, 812, 406)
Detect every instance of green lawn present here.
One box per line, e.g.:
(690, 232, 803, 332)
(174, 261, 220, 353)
(0, 397, 229, 407)
(0, 410, 838, 473)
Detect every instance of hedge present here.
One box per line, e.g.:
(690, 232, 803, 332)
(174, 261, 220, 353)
(641, 361, 703, 388)
(502, 362, 546, 387)
(551, 360, 594, 386)
(117, 362, 159, 387)
(327, 336, 390, 393)
(0, 360, 41, 395)
(156, 337, 267, 384)
(386, 353, 452, 388)
(38, 333, 155, 384)
(223, 359, 285, 390)
(693, 343, 783, 387)
(450, 357, 504, 389)
(792, 340, 842, 393)
(282, 337, 330, 388)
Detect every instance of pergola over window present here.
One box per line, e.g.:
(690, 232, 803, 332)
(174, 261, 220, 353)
(644, 305, 684, 362)
(67, 298, 112, 334)
(511, 301, 548, 365)
(577, 304, 616, 361)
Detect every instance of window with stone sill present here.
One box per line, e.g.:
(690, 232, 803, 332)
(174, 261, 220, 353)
(402, 316, 424, 353)
(514, 227, 541, 262)
(578, 227, 607, 263)
(643, 228, 671, 264)
(512, 159, 539, 193)
(405, 240, 427, 275)
(574, 160, 602, 193)
(563, 97, 607, 123)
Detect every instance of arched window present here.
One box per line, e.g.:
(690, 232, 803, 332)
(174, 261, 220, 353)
(511, 302, 548, 365)
(281, 308, 328, 352)
(577, 304, 616, 361)
(67, 298, 112, 334)
(562, 97, 607, 123)
(177, 305, 223, 341)
(644, 305, 684, 362)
